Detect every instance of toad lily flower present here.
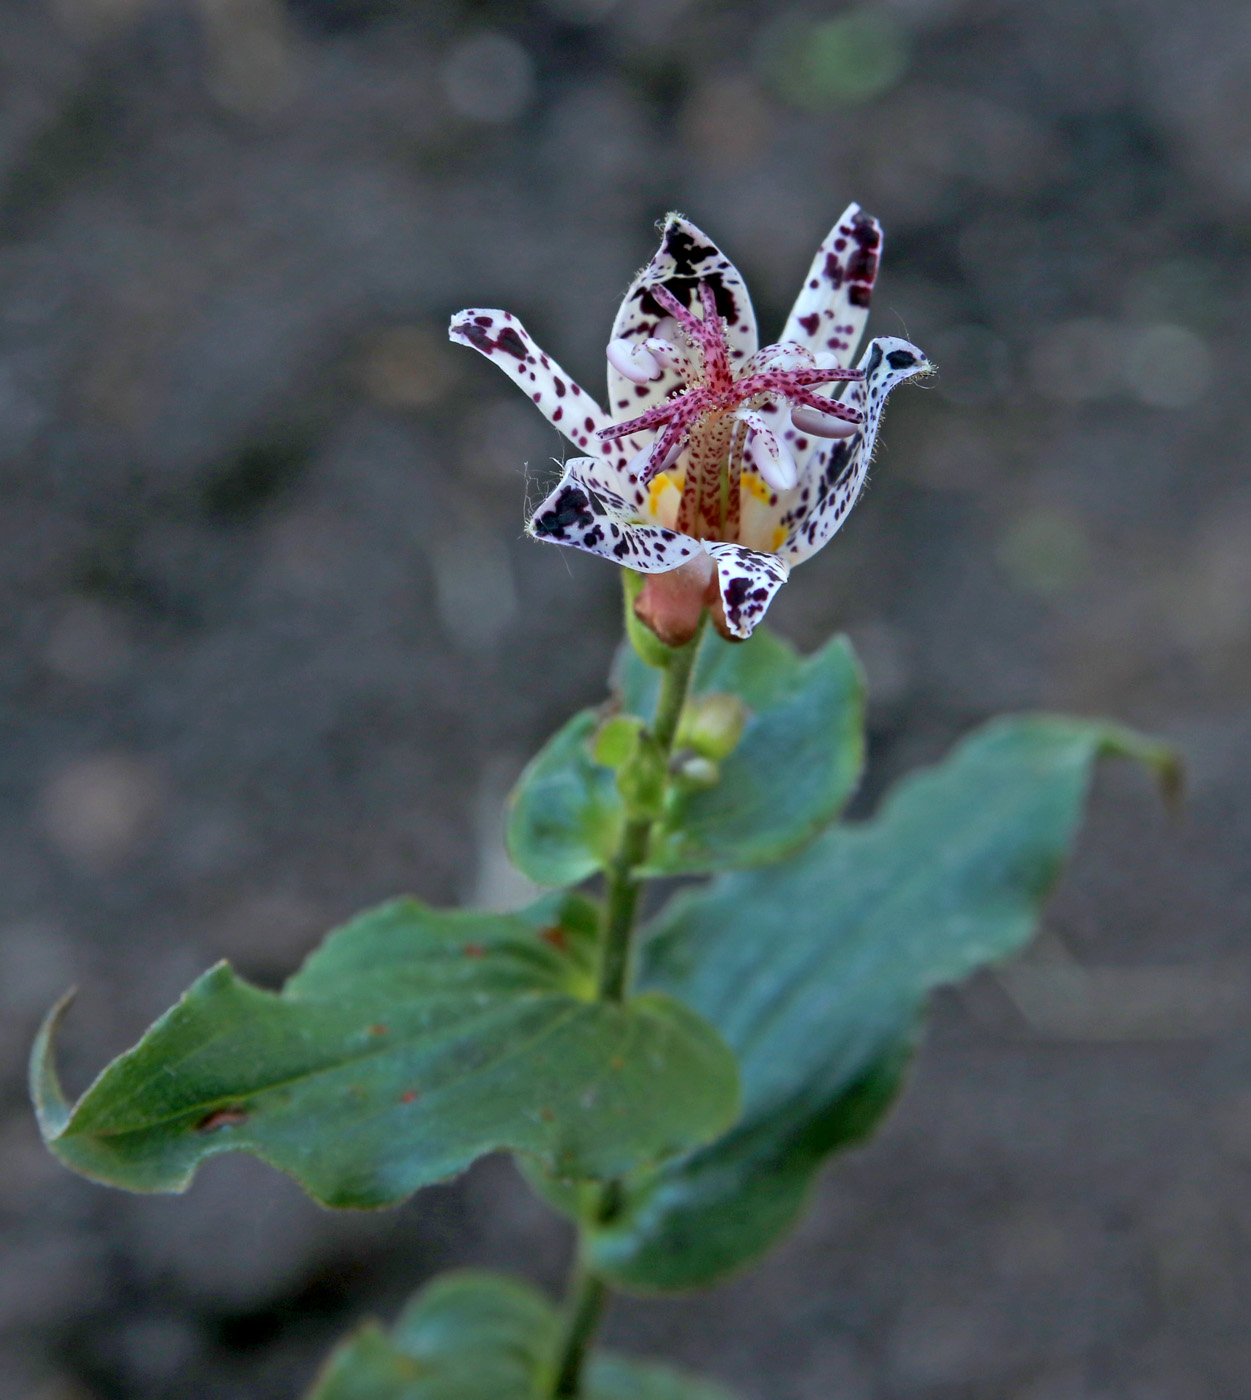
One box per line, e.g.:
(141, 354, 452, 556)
(449, 205, 928, 644)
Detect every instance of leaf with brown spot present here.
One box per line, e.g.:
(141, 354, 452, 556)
(31, 893, 738, 1208)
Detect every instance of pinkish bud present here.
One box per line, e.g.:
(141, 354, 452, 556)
(633, 554, 716, 647)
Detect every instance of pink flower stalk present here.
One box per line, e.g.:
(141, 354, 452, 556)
(449, 205, 928, 643)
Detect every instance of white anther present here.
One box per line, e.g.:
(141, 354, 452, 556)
(607, 338, 661, 384)
(758, 343, 815, 372)
(790, 404, 860, 439)
(642, 337, 684, 372)
(740, 411, 798, 491)
(625, 438, 683, 481)
(814, 351, 843, 371)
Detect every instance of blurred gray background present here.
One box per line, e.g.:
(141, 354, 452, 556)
(2, 0, 1249, 1395)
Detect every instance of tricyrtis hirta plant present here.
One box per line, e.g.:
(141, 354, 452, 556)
(31, 207, 1178, 1400)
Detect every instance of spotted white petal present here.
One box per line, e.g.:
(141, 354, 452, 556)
(527, 459, 703, 574)
(781, 203, 882, 370)
(703, 541, 790, 640)
(777, 336, 929, 566)
(449, 309, 610, 457)
(607, 214, 759, 423)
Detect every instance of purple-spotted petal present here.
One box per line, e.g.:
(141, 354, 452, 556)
(704, 542, 790, 640)
(781, 204, 882, 370)
(778, 336, 928, 566)
(527, 459, 703, 573)
(607, 214, 759, 421)
(449, 309, 609, 456)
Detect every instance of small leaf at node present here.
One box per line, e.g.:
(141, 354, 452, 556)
(593, 715, 645, 769)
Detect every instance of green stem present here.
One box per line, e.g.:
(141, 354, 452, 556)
(552, 1261, 610, 1399)
(551, 614, 706, 1397)
(597, 621, 704, 1002)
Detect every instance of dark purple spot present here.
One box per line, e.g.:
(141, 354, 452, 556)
(496, 327, 527, 359)
(846, 249, 878, 285)
(554, 376, 566, 397)
(455, 320, 527, 361)
(851, 212, 881, 250)
(533, 486, 595, 539)
(798, 313, 820, 336)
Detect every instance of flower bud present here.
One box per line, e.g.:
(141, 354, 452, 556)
(633, 554, 716, 648)
(672, 752, 720, 789)
(679, 692, 747, 761)
(615, 731, 667, 820)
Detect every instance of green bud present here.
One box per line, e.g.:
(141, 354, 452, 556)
(616, 731, 668, 820)
(593, 714, 645, 769)
(673, 753, 720, 789)
(679, 692, 747, 761)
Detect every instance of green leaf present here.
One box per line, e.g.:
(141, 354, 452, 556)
(507, 711, 624, 887)
(307, 1269, 739, 1400)
(507, 629, 864, 885)
(31, 894, 739, 1207)
(580, 715, 1177, 1291)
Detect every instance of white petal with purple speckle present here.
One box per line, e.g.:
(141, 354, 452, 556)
(779, 336, 928, 567)
(703, 542, 790, 640)
(527, 459, 703, 573)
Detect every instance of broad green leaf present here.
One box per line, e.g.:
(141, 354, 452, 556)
(32, 894, 738, 1207)
(507, 629, 864, 885)
(307, 1269, 738, 1400)
(576, 715, 1177, 1291)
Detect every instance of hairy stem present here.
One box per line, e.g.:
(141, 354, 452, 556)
(597, 621, 703, 1002)
(552, 614, 706, 1396)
